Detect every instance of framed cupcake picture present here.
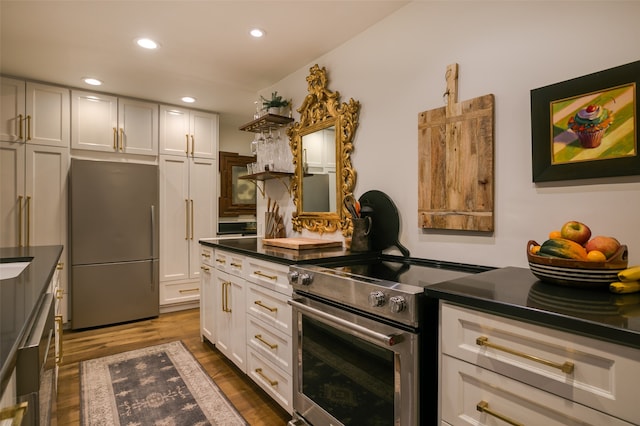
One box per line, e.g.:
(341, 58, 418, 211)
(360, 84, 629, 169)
(531, 60, 639, 182)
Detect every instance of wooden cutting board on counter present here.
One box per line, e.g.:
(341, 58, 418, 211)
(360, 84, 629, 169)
(418, 63, 495, 232)
(262, 237, 343, 250)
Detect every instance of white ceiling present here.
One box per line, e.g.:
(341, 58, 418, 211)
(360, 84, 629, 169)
(1, 1, 408, 124)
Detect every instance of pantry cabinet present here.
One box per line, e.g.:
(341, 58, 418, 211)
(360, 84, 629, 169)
(71, 90, 158, 156)
(159, 105, 217, 158)
(1, 77, 70, 147)
(159, 155, 216, 308)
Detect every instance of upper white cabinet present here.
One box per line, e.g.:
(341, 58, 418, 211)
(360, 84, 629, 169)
(1, 77, 70, 147)
(159, 105, 217, 159)
(71, 90, 158, 156)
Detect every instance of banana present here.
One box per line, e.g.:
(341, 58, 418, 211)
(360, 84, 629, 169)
(609, 281, 640, 294)
(617, 265, 640, 282)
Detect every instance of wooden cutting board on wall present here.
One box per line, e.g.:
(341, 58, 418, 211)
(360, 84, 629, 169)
(418, 63, 495, 232)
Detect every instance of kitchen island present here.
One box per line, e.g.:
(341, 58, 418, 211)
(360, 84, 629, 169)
(0, 245, 62, 401)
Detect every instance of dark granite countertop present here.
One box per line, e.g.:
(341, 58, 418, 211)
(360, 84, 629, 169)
(199, 237, 376, 266)
(1, 245, 63, 395)
(426, 266, 640, 350)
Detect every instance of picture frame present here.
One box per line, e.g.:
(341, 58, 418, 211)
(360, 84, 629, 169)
(219, 151, 257, 217)
(531, 60, 639, 182)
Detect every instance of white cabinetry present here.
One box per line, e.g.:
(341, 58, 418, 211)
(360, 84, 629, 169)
(439, 302, 639, 425)
(71, 90, 158, 155)
(1, 77, 69, 147)
(159, 105, 217, 158)
(200, 245, 215, 344)
(159, 155, 216, 309)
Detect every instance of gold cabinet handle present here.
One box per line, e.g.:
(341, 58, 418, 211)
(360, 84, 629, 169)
(202, 252, 211, 258)
(254, 300, 277, 313)
(215, 258, 226, 264)
(190, 199, 194, 240)
(185, 134, 189, 155)
(113, 127, 117, 150)
(18, 114, 24, 140)
(55, 315, 64, 365)
(255, 368, 278, 386)
(255, 334, 278, 349)
(221, 281, 226, 311)
(190, 134, 195, 156)
(119, 128, 124, 151)
(200, 265, 210, 272)
(254, 270, 277, 280)
(17, 195, 23, 246)
(230, 262, 242, 268)
(185, 199, 190, 239)
(26, 115, 32, 140)
(221, 281, 232, 313)
(25, 196, 31, 246)
(0, 401, 28, 425)
(179, 288, 199, 293)
(56, 288, 63, 300)
(476, 336, 574, 374)
(476, 400, 523, 426)
(56, 262, 64, 270)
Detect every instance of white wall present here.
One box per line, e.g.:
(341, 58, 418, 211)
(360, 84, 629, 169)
(261, 1, 640, 268)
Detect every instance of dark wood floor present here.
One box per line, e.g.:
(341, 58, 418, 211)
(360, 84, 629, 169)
(57, 308, 291, 425)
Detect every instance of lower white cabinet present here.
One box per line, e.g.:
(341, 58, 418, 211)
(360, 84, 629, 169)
(439, 302, 639, 425)
(214, 269, 246, 372)
(200, 245, 215, 344)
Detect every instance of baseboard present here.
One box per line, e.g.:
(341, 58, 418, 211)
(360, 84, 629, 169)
(159, 300, 200, 314)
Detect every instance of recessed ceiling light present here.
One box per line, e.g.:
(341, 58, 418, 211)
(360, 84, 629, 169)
(136, 38, 159, 49)
(249, 28, 265, 38)
(181, 96, 196, 104)
(83, 77, 103, 86)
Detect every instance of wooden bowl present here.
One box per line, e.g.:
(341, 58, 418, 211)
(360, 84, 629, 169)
(526, 240, 628, 288)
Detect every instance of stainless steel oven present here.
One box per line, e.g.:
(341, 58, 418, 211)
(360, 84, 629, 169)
(287, 260, 478, 426)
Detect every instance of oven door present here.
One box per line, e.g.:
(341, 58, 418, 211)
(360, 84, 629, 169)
(289, 295, 418, 426)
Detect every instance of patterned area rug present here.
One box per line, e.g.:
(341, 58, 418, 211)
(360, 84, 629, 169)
(80, 341, 248, 426)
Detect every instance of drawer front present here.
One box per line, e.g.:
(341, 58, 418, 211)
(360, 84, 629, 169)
(213, 250, 244, 277)
(441, 355, 635, 426)
(246, 283, 292, 337)
(200, 245, 214, 267)
(247, 315, 292, 375)
(247, 347, 293, 414)
(245, 257, 291, 296)
(160, 280, 200, 305)
(441, 303, 640, 424)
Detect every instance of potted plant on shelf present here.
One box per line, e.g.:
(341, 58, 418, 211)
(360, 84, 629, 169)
(261, 91, 289, 115)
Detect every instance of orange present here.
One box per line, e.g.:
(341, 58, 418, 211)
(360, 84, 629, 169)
(530, 245, 541, 254)
(587, 250, 607, 262)
(548, 230, 562, 239)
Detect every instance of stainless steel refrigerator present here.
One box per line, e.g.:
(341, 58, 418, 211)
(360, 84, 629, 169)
(70, 159, 159, 329)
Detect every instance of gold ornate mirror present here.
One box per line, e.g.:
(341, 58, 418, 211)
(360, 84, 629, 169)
(287, 64, 360, 235)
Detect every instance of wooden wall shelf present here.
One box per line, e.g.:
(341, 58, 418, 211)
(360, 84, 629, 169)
(239, 114, 294, 133)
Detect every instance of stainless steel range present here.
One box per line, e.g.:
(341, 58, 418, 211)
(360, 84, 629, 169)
(287, 258, 486, 426)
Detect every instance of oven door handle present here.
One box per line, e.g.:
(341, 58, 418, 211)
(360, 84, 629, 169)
(288, 298, 399, 346)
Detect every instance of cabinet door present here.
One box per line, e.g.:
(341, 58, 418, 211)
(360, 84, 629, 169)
(0, 142, 25, 247)
(188, 157, 216, 280)
(159, 105, 190, 156)
(0, 77, 25, 142)
(159, 155, 190, 281)
(26, 82, 70, 147)
(191, 111, 217, 159)
(71, 90, 118, 152)
(119, 98, 158, 155)
(215, 270, 232, 357)
(229, 273, 246, 371)
(200, 256, 215, 344)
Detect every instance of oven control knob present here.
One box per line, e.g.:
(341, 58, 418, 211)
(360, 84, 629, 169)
(368, 291, 386, 307)
(389, 296, 407, 313)
(287, 271, 299, 284)
(299, 273, 313, 286)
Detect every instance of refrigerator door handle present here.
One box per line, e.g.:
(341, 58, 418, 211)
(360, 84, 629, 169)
(150, 205, 156, 257)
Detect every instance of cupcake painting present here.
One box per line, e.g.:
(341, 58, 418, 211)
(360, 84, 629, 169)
(566, 104, 614, 148)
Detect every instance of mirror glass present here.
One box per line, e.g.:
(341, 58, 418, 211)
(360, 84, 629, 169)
(287, 65, 360, 235)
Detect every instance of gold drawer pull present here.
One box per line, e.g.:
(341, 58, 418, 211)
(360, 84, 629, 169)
(254, 270, 277, 280)
(255, 334, 278, 349)
(201, 252, 211, 258)
(477, 400, 523, 426)
(179, 288, 199, 293)
(216, 258, 226, 264)
(476, 336, 574, 374)
(57, 262, 64, 270)
(230, 262, 242, 268)
(200, 266, 210, 272)
(56, 288, 63, 299)
(0, 401, 28, 425)
(255, 368, 278, 386)
(55, 315, 63, 365)
(254, 300, 277, 313)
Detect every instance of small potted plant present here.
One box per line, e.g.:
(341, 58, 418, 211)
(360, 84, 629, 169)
(261, 91, 289, 115)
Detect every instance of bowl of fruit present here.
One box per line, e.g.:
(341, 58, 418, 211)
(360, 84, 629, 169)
(527, 221, 629, 288)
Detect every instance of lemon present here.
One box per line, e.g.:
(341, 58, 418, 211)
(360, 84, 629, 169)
(531, 245, 541, 254)
(587, 250, 607, 262)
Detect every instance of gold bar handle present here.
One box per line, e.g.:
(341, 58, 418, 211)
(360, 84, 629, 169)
(119, 128, 124, 151)
(254, 300, 277, 313)
(57, 262, 64, 270)
(113, 127, 117, 150)
(476, 336, 574, 374)
(230, 262, 242, 268)
(254, 270, 277, 280)
(190, 135, 195, 156)
(179, 288, 199, 293)
(26, 115, 32, 140)
(202, 252, 211, 258)
(215, 258, 226, 264)
(18, 195, 23, 247)
(185, 134, 189, 155)
(55, 315, 63, 365)
(25, 196, 31, 246)
(221, 281, 226, 312)
(18, 114, 24, 140)
(0, 401, 28, 425)
(255, 368, 278, 386)
(185, 199, 189, 240)
(476, 400, 523, 426)
(255, 334, 278, 349)
(200, 265, 210, 272)
(56, 288, 63, 300)
(190, 199, 194, 239)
